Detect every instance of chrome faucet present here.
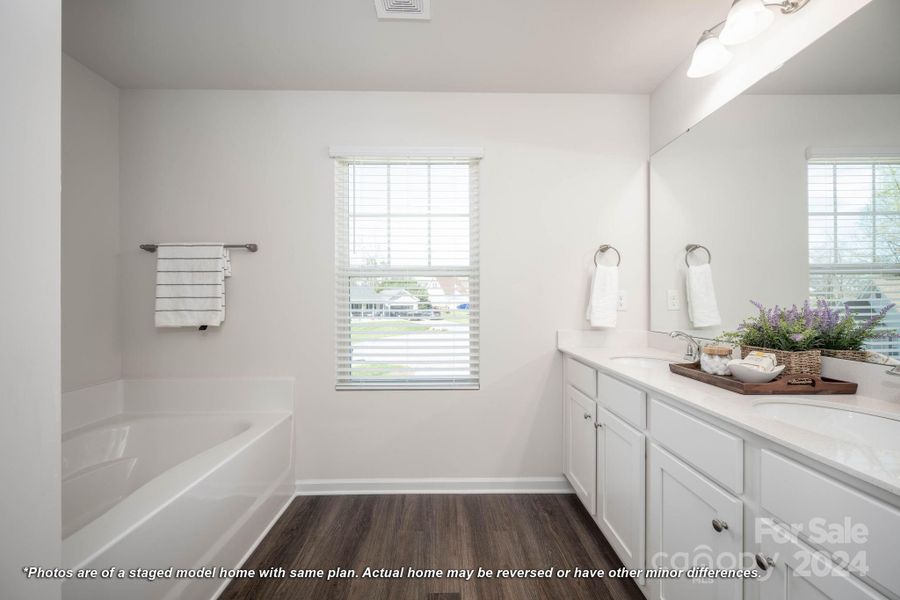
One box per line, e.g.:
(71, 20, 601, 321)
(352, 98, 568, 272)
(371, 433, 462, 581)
(670, 331, 701, 362)
(887, 364, 900, 377)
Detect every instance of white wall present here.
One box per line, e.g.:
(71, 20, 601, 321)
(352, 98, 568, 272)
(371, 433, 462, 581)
(650, 94, 900, 336)
(0, 0, 62, 598)
(649, 0, 872, 153)
(62, 55, 121, 392)
(118, 91, 648, 484)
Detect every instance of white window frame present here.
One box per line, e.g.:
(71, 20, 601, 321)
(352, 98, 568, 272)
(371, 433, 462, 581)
(332, 147, 482, 390)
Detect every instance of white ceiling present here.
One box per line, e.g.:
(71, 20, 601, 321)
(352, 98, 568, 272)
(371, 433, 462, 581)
(748, 0, 900, 95)
(62, 0, 725, 92)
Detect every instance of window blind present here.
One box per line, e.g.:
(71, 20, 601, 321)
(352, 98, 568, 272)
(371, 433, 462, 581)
(334, 154, 480, 389)
(808, 156, 900, 357)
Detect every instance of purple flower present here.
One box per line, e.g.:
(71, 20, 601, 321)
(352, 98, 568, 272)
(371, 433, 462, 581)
(767, 305, 781, 328)
(790, 333, 804, 342)
(861, 303, 897, 330)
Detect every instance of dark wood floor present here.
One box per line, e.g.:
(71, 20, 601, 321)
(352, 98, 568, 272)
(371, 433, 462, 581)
(220, 494, 644, 600)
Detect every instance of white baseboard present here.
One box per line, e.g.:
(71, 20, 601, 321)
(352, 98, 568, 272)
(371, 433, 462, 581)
(295, 476, 573, 496)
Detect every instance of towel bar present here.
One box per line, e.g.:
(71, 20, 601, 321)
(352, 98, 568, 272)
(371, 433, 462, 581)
(684, 243, 711, 266)
(594, 244, 621, 266)
(140, 243, 258, 253)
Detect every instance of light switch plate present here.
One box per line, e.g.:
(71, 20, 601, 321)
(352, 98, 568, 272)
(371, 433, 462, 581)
(667, 289, 681, 311)
(617, 290, 628, 311)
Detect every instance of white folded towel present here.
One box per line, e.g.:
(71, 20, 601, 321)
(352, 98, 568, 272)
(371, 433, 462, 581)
(686, 263, 721, 328)
(586, 265, 618, 328)
(155, 244, 231, 328)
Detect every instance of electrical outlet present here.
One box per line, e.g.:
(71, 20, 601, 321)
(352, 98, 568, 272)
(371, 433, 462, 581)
(617, 290, 628, 311)
(667, 289, 681, 311)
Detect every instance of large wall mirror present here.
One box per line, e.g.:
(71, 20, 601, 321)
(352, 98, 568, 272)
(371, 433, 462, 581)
(650, 0, 900, 360)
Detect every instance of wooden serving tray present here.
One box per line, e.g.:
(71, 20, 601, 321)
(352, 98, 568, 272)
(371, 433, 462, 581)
(669, 362, 858, 395)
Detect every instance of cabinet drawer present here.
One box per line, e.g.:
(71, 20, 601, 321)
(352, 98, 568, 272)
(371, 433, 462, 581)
(649, 398, 743, 494)
(565, 356, 597, 398)
(761, 451, 900, 598)
(597, 373, 646, 429)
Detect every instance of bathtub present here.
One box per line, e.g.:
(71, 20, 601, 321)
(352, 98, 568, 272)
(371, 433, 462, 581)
(61, 379, 294, 600)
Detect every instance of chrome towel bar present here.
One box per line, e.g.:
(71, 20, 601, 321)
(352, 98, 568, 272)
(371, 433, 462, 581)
(685, 243, 711, 267)
(594, 244, 621, 266)
(140, 243, 258, 253)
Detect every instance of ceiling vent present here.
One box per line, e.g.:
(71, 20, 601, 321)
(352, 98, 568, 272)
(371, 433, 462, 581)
(374, 0, 431, 21)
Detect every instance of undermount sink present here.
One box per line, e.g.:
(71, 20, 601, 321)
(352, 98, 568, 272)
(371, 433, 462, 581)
(753, 401, 900, 453)
(609, 356, 674, 368)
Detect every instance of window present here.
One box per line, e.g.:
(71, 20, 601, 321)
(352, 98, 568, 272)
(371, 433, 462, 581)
(808, 153, 900, 357)
(333, 149, 481, 389)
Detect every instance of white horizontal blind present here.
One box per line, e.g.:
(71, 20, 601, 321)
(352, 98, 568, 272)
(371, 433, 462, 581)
(808, 157, 900, 357)
(334, 155, 480, 389)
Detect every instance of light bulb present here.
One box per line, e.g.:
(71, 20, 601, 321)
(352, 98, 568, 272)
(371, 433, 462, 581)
(719, 0, 775, 45)
(687, 32, 733, 78)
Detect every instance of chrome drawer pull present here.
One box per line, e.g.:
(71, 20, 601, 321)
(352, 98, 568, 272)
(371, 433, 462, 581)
(755, 554, 776, 571)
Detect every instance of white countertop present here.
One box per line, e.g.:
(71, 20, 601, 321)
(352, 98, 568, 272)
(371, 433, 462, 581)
(559, 344, 900, 498)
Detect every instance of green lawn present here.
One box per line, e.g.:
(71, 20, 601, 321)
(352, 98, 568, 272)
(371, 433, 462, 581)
(349, 319, 431, 341)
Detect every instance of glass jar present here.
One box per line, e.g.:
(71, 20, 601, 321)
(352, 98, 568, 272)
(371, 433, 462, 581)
(700, 345, 733, 376)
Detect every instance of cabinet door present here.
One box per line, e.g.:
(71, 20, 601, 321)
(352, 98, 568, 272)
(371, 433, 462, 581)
(648, 443, 743, 600)
(566, 385, 596, 515)
(756, 521, 886, 600)
(596, 406, 645, 576)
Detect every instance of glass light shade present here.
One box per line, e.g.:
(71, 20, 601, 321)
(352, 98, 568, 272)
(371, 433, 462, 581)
(687, 34, 733, 78)
(719, 0, 775, 45)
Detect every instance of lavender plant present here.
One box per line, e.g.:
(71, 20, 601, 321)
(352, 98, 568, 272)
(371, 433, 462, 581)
(720, 300, 896, 352)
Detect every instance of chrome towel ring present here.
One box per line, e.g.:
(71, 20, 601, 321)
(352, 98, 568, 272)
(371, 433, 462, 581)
(685, 244, 711, 267)
(594, 244, 621, 267)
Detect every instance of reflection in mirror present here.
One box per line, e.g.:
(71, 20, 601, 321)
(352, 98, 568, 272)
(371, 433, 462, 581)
(650, 0, 900, 361)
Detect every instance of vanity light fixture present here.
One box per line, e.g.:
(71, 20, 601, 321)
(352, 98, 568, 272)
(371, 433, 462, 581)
(720, 0, 776, 45)
(688, 0, 811, 78)
(687, 31, 734, 78)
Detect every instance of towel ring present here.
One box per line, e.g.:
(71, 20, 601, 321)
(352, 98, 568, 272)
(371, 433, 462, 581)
(594, 244, 621, 267)
(685, 244, 712, 267)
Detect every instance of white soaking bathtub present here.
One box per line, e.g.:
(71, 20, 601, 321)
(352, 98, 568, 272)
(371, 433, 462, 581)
(61, 379, 293, 600)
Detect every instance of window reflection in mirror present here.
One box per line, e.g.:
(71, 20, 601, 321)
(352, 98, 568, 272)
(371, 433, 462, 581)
(649, 0, 900, 361)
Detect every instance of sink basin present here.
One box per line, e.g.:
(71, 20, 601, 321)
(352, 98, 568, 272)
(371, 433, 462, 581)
(610, 356, 674, 368)
(753, 401, 900, 452)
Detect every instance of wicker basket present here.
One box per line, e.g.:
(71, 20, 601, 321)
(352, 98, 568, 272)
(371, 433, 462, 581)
(821, 349, 871, 363)
(741, 346, 821, 376)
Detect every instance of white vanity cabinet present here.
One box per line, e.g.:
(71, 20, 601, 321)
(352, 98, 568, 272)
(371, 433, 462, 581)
(647, 443, 743, 600)
(596, 405, 645, 575)
(565, 383, 596, 515)
(560, 349, 900, 600)
(564, 357, 649, 576)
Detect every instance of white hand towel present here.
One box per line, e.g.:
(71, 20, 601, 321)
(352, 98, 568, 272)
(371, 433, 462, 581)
(686, 263, 721, 328)
(155, 243, 229, 328)
(586, 265, 618, 328)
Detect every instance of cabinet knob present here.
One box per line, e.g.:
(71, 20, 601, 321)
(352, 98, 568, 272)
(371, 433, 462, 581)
(712, 519, 729, 533)
(595, 422, 603, 429)
(583, 412, 592, 421)
(755, 553, 776, 571)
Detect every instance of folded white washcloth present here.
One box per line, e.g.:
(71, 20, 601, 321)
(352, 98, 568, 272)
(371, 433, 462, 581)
(686, 263, 721, 328)
(155, 243, 230, 328)
(586, 265, 618, 328)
